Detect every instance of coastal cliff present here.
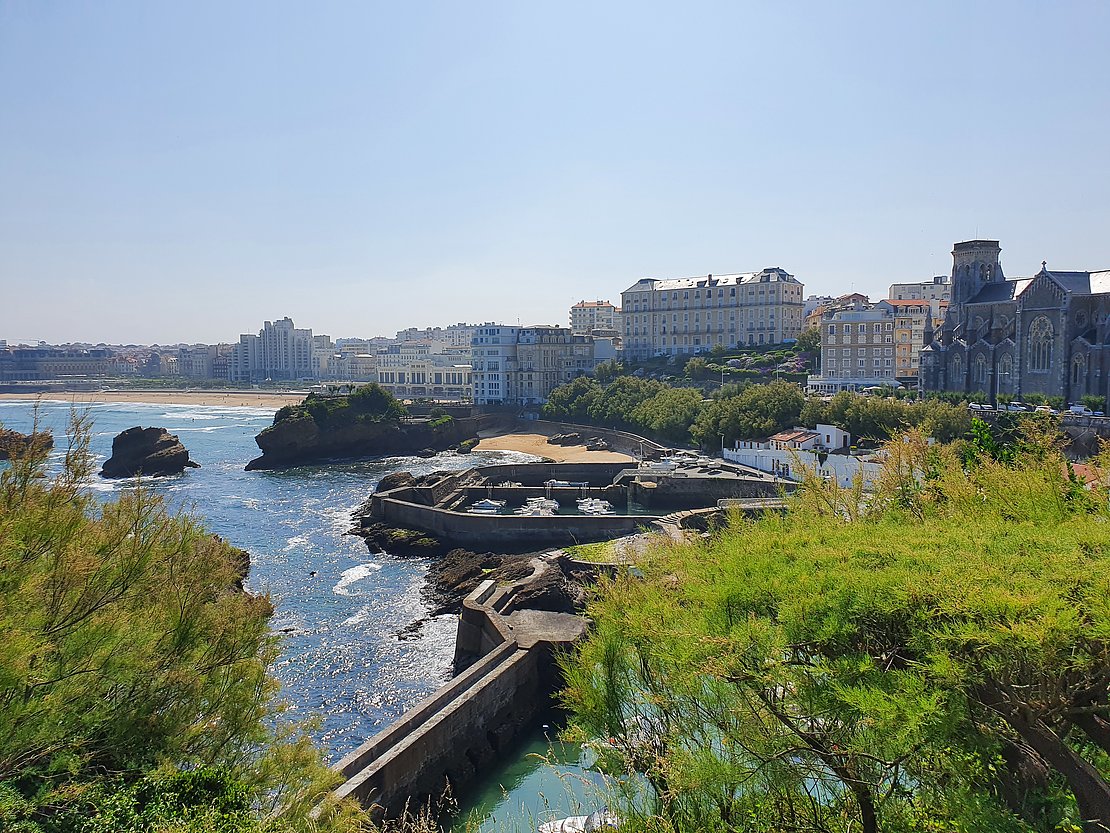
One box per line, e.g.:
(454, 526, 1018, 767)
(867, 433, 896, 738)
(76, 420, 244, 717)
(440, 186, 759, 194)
(244, 384, 485, 470)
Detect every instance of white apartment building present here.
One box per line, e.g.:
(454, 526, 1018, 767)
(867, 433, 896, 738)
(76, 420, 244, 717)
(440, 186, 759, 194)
(888, 275, 951, 302)
(230, 317, 313, 383)
(570, 300, 619, 335)
(471, 325, 519, 405)
(807, 302, 898, 393)
(620, 268, 805, 360)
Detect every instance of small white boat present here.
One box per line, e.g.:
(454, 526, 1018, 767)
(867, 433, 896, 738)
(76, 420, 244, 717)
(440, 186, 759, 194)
(516, 497, 559, 515)
(538, 808, 620, 833)
(577, 498, 614, 515)
(467, 498, 506, 514)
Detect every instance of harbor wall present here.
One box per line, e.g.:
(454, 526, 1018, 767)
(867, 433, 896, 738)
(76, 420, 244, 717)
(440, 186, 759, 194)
(330, 576, 578, 817)
(374, 495, 645, 547)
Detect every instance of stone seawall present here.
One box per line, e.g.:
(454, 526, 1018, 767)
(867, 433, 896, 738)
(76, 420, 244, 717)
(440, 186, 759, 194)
(328, 564, 587, 818)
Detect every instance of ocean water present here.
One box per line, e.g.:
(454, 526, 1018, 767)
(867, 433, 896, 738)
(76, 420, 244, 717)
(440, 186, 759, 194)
(0, 399, 537, 760)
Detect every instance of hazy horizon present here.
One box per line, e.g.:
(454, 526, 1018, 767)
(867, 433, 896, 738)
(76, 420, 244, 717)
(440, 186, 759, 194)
(3, 1, 1109, 344)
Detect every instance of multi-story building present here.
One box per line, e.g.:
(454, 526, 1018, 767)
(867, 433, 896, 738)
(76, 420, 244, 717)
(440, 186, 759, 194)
(471, 325, 520, 406)
(178, 344, 217, 379)
(888, 275, 951, 302)
(229, 317, 313, 383)
(619, 268, 805, 360)
(888, 299, 946, 385)
(375, 343, 471, 400)
(570, 300, 619, 335)
(0, 347, 115, 381)
(806, 301, 897, 393)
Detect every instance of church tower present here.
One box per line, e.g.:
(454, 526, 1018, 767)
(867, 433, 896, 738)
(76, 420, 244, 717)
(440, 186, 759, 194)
(950, 240, 1004, 306)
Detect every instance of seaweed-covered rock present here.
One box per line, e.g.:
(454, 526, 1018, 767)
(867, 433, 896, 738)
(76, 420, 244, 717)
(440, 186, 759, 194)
(100, 426, 200, 478)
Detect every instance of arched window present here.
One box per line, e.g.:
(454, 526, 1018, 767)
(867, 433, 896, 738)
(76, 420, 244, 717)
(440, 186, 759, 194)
(952, 353, 962, 381)
(999, 354, 1013, 384)
(1028, 316, 1053, 372)
(975, 354, 987, 385)
(1073, 355, 1086, 388)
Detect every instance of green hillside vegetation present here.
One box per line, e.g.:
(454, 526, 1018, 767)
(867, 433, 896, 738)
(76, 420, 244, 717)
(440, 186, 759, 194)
(273, 383, 408, 429)
(563, 432, 1110, 832)
(0, 415, 368, 833)
(542, 377, 975, 448)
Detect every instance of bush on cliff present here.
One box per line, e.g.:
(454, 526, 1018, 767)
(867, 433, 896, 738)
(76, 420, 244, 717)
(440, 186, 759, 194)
(0, 414, 364, 832)
(563, 433, 1110, 832)
(275, 383, 408, 429)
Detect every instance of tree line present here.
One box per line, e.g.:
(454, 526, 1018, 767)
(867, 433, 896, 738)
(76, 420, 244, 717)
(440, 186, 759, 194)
(542, 376, 974, 447)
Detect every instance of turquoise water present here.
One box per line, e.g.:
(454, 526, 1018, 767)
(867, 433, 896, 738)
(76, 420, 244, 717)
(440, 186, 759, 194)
(450, 725, 612, 833)
(0, 399, 537, 760)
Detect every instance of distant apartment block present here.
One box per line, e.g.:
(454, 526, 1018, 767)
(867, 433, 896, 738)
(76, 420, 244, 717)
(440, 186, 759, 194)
(570, 300, 619, 335)
(471, 324, 614, 406)
(230, 317, 313, 383)
(620, 268, 805, 360)
(807, 301, 897, 393)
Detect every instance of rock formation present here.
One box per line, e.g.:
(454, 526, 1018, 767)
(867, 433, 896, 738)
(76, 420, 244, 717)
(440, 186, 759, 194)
(245, 399, 489, 471)
(0, 428, 53, 461)
(100, 426, 200, 478)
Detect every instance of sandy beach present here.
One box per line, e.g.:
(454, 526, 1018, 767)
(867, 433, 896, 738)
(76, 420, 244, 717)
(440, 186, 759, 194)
(475, 430, 634, 463)
(0, 390, 305, 409)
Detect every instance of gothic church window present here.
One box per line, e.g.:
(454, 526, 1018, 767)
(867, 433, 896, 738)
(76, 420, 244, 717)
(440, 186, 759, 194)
(1028, 316, 1053, 372)
(999, 354, 1013, 384)
(974, 354, 987, 385)
(1073, 356, 1085, 387)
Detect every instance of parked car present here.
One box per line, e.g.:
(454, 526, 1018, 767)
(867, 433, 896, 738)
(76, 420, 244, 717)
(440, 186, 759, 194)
(1069, 404, 1095, 416)
(1034, 405, 1059, 415)
(968, 402, 993, 411)
(1005, 401, 1030, 412)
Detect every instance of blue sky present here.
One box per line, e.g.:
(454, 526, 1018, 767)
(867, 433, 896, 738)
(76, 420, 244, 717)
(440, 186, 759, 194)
(2, 1, 1108, 344)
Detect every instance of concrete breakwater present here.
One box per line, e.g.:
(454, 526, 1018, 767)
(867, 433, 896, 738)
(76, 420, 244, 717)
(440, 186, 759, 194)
(329, 557, 586, 817)
(359, 459, 788, 551)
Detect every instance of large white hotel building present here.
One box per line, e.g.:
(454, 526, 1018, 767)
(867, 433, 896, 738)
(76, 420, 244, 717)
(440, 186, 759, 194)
(620, 268, 806, 360)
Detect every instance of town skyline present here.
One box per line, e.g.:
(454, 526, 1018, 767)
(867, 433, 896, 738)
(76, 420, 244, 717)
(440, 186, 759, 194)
(3, 2, 1109, 344)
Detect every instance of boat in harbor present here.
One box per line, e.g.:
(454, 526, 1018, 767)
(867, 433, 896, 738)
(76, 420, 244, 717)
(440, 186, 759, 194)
(577, 498, 614, 515)
(537, 808, 620, 832)
(515, 497, 559, 516)
(467, 498, 506, 514)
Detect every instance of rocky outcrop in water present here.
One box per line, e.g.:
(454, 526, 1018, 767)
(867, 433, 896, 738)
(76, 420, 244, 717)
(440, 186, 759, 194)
(0, 428, 53, 461)
(245, 410, 487, 470)
(100, 426, 200, 478)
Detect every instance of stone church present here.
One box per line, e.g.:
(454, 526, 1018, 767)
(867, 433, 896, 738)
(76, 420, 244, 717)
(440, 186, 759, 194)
(920, 240, 1110, 406)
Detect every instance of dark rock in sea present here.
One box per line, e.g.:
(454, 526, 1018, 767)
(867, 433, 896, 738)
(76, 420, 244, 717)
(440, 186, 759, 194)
(455, 437, 479, 454)
(0, 428, 53, 461)
(100, 426, 200, 478)
(416, 447, 437, 458)
(357, 521, 451, 557)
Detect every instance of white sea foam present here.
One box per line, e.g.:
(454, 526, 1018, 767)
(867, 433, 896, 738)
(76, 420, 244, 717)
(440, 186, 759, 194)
(333, 563, 382, 596)
(284, 534, 310, 552)
(342, 605, 372, 626)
